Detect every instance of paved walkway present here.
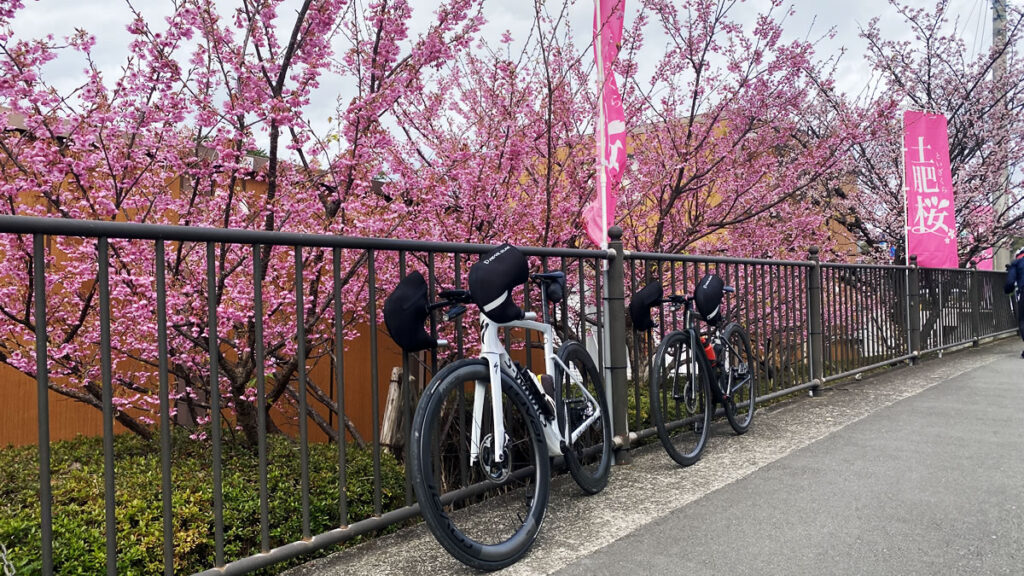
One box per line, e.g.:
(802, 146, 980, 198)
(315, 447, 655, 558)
(285, 338, 1024, 576)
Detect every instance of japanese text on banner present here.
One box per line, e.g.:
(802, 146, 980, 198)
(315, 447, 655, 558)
(903, 110, 958, 268)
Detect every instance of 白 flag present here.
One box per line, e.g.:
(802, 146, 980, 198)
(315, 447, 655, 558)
(903, 110, 958, 268)
(584, 0, 626, 249)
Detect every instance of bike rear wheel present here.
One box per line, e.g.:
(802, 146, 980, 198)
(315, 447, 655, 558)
(649, 330, 711, 467)
(410, 360, 550, 571)
(555, 340, 612, 494)
(721, 322, 756, 434)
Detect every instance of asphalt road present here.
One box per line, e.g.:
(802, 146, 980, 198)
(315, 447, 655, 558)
(286, 338, 1024, 576)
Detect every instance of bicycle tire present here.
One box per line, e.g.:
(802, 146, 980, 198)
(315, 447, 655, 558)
(721, 322, 756, 434)
(410, 359, 550, 571)
(649, 330, 712, 467)
(555, 340, 613, 495)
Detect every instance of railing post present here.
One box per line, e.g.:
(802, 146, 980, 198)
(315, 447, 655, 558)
(908, 255, 922, 364)
(605, 226, 631, 464)
(969, 268, 982, 345)
(806, 246, 824, 395)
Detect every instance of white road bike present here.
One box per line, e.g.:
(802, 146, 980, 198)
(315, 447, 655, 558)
(384, 250, 612, 571)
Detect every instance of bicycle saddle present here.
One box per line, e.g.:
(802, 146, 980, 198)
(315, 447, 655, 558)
(628, 281, 663, 331)
(383, 271, 437, 353)
(468, 243, 529, 323)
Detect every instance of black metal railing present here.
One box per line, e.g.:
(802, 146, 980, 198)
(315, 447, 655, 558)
(0, 215, 607, 576)
(622, 248, 1017, 444)
(0, 214, 1014, 575)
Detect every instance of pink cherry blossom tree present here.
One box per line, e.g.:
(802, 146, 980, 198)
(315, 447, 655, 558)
(0, 0, 483, 443)
(848, 0, 1024, 266)
(613, 0, 865, 261)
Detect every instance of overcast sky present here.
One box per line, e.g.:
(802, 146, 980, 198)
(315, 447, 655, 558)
(8, 0, 1000, 143)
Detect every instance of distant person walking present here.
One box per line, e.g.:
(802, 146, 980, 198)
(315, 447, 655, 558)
(1006, 246, 1024, 358)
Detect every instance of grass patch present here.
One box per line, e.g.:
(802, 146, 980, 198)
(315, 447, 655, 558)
(0, 432, 406, 575)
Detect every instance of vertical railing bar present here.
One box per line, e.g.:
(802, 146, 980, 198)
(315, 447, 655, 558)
(596, 257, 605, 377)
(453, 252, 469, 490)
(847, 269, 855, 372)
(156, 240, 174, 576)
(742, 264, 752, 394)
(865, 269, 873, 365)
(576, 257, 585, 342)
(876, 269, 884, 359)
(772, 266, 781, 388)
(820, 266, 828, 375)
(427, 251, 438, 376)
(455, 252, 465, 357)
(781, 265, 792, 388)
(828, 267, 837, 373)
(333, 247, 349, 524)
(626, 258, 637, 433)
(669, 260, 677, 329)
(938, 273, 944, 347)
(399, 251, 413, 507)
(800, 264, 806, 385)
(854, 269, 863, 369)
(524, 256, 534, 371)
(846, 269, 854, 373)
(830, 268, 840, 375)
(836, 269, 846, 374)
(253, 244, 271, 549)
(865, 269, 872, 363)
(33, 234, 54, 576)
(794, 265, 803, 386)
(368, 249, 383, 516)
(98, 238, 117, 576)
(760, 264, 769, 394)
(868, 269, 876, 360)
(207, 241, 225, 567)
(560, 258, 569, 337)
(795, 264, 805, 384)
(295, 246, 311, 539)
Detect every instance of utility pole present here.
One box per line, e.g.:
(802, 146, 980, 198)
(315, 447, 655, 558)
(992, 0, 1010, 270)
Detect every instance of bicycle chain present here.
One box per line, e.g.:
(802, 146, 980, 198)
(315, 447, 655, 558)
(0, 543, 15, 576)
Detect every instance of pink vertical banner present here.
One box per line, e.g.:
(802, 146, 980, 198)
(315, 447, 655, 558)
(584, 0, 626, 248)
(903, 110, 958, 268)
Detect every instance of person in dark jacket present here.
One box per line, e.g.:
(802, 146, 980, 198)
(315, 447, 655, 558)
(1005, 246, 1024, 358)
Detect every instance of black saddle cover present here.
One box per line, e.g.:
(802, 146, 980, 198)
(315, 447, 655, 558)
(383, 271, 436, 353)
(628, 281, 663, 331)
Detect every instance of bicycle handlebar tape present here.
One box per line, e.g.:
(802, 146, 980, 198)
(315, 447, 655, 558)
(383, 271, 436, 353)
(694, 273, 725, 326)
(469, 243, 529, 324)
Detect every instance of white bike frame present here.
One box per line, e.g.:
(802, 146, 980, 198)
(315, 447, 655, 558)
(470, 312, 603, 464)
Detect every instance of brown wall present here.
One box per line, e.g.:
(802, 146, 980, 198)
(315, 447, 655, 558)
(0, 323, 406, 447)
(0, 322, 544, 448)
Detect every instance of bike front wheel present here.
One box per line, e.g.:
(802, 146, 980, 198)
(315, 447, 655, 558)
(555, 340, 613, 495)
(410, 359, 550, 571)
(649, 330, 712, 467)
(721, 322, 756, 434)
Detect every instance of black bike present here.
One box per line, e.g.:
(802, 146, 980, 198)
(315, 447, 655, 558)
(629, 273, 755, 467)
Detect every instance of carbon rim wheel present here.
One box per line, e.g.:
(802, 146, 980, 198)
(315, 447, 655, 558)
(722, 323, 755, 434)
(649, 331, 711, 467)
(556, 341, 612, 495)
(410, 360, 550, 571)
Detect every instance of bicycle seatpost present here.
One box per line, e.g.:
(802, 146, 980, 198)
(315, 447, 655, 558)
(539, 284, 551, 325)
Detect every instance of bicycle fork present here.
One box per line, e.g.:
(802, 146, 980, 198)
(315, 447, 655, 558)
(469, 353, 507, 467)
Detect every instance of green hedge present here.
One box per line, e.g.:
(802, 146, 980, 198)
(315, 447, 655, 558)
(0, 433, 407, 575)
